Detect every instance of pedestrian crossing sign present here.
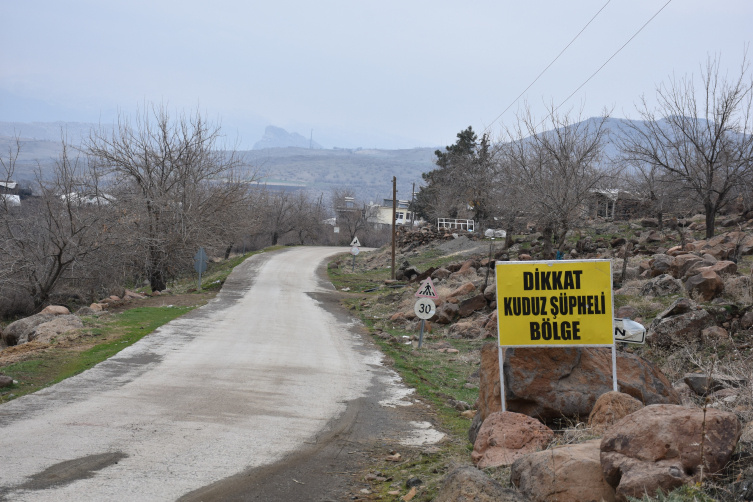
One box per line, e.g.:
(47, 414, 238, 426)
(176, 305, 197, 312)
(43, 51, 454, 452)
(415, 277, 438, 299)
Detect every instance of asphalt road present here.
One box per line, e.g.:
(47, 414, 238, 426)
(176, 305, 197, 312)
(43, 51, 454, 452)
(0, 246, 425, 501)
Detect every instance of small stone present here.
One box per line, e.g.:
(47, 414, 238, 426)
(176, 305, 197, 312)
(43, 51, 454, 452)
(406, 477, 422, 488)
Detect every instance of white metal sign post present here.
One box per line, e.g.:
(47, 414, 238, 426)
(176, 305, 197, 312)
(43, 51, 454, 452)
(350, 237, 361, 271)
(495, 259, 616, 413)
(415, 277, 439, 348)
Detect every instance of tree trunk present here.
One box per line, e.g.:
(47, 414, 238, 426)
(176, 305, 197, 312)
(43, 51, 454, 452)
(620, 243, 633, 286)
(224, 243, 233, 260)
(542, 225, 554, 260)
(556, 228, 569, 252)
(505, 228, 513, 250)
(271, 231, 279, 246)
(150, 269, 166, 292)
(657, 211, 663, 231)
(705, 201, 715, 239)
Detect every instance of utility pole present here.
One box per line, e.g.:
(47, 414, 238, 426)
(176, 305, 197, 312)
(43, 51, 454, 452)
(309, 129, 313, 149)
(391, 176, 396, 280)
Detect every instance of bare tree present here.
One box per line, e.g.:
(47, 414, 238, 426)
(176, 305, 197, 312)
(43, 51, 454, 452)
(621, 160, 685, 229)
(618, 53, 753, 238)
(0, 139, 116, 311)
(331, 188, 375, 243)
(500, 105, 616, 257)
(263, 190, 300, 245)
(293, 192, 326, 245)
(86, 104, 256, 291)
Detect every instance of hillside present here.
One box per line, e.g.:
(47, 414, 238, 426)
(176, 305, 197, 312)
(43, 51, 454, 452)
(243, 146, 435, 201)
(0, 131, 435, 200)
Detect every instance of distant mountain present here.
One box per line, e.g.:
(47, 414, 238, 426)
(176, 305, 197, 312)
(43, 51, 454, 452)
(253, 126, 322, 150)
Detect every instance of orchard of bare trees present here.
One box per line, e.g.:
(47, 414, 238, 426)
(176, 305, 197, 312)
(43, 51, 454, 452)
(0, 104, 389, 318)
(414, 53, 753, 257)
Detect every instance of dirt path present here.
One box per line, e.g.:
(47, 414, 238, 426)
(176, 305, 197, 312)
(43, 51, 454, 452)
(0, 247, 443, 501)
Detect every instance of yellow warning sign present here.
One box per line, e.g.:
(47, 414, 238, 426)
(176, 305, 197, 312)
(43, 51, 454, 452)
(495, 260, 614, 347)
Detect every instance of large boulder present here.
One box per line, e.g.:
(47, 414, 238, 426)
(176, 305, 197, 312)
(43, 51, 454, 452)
(649, 255, 673, 277)
(680, 259, 716, 280)
(697, 260, 738, 276)
(433, 302, 459, 324)
(601, 404, 741, 501)
(511, 439, 616, 502)
(668, 254, 703, 279)
(448, 321, 482, 339)
(687, 231, 753, 258)
(431, 268, 451, 280)
(1, 314, 55, 346)
(640, 274, 683, 297)
(587, 391, 644, 435)
(646, 299, 715, 349)
(434, 466, 528, 502)
(476, 343, 678, 422)
(471, 411, 554, 468)
(684, 270, 724, 301)
(29, 315, 84, 343)
(615, 306, 638, 319)
(458, 294, 487, 318)
(448, 282, 476, 298)
(483, 284, 496, 302)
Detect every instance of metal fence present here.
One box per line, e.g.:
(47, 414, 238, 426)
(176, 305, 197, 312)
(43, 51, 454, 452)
(437, 218, 476, 232)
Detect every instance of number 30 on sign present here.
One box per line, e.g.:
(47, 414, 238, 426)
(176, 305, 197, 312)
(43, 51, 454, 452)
(414, 298, 435, 320)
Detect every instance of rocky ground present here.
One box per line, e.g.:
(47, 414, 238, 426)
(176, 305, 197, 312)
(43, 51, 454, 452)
(329, 214, 753, 501)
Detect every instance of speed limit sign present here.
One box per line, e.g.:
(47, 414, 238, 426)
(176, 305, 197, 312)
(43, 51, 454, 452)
(414, 298, 436, 320)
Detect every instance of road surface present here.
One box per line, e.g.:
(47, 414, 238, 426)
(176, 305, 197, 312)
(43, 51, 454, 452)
(0, 246, 428, 501)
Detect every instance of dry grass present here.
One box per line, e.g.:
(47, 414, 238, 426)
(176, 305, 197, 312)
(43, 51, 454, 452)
(722, 274, 753, 304)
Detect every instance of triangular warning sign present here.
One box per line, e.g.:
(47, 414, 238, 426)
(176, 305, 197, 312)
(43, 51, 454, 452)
(350, 236, 361, 247)
(415, 277, 438, 299)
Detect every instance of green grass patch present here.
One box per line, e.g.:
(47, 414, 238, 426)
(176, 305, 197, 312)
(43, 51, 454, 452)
(166, 245, 286, 294)
(0, 306, 193, 403)
(627, 484, 716, 502)
(339, 291, 489, 501)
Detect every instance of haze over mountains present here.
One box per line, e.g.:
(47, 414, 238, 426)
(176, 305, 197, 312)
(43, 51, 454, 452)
(0, 117, 669, 202)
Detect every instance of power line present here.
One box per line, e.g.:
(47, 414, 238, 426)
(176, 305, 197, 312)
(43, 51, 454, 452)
(538, 0, 673, 129)
(483, 0, 612, 133)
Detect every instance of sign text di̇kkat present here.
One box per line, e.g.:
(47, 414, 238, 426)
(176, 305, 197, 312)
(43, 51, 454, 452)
(495, 260, 613, 347)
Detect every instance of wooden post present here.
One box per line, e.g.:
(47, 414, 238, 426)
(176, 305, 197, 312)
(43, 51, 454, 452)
(410, 182, 415, 228)
(391, 176, 396, 280)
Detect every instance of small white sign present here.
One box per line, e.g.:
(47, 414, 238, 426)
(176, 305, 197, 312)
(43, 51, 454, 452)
(614, 318, 646, 344)
(415, 277, 439, 299)
(350, 236, 361, 247)
(350, 246, 360, 256)
(414, 298, 436, 320)
(334, 227, 340, 233)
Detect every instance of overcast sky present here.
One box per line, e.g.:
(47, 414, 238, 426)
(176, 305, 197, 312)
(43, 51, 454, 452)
(1, 0, 751, 149)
